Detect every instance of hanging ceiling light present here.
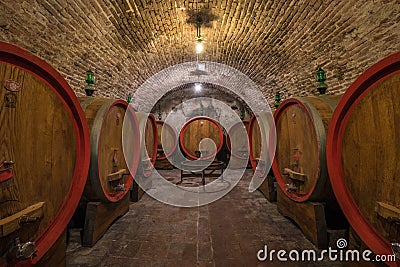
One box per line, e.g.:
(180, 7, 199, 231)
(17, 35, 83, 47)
(195, 21, 204, 54)
(196, 42, 204, 54)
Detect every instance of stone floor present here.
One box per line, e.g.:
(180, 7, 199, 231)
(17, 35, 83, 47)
(66, 169, 346, 267)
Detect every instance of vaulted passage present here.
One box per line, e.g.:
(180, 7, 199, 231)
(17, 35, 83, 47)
(0, 1, 399, 266)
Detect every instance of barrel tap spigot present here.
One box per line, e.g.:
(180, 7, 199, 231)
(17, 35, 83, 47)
(114, 183, 126, 192)
(14, 237, 37, 260)
(286, 183, 297, 193)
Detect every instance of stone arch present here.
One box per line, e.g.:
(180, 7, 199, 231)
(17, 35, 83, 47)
(132, 61, 270, 113)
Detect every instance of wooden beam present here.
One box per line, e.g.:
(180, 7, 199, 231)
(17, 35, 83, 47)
(0, 202, 45, 237)
(107, 168, 127, 182)
(283, 168, 306, 182)
(375, 201, 400, 222)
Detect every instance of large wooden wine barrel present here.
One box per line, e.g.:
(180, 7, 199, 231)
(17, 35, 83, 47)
(226, 121, 249, 168)
(249, 112, 274, 178)
(136, 113, 158, 177)
(271, 95, 341, 203)
(155, 120, 178, 160)
(79, 97, 140, 202)
(227, 120, 249, 159)
(0, 42, 90, 264)
(179, 116, 224, 160)
(327, 51, 400, 264)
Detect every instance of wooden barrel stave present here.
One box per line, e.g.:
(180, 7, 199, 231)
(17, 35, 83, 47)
(179, 116, 224, 160)
(327, 51, 400, 264)
(0, 42, 90, 264)
(79, 97, 137, 203)
(156, 121, 178, 160)
(136, 113, 158, 177)
(226, 121, 249, 169)
(249, 115, 261, 169)
(249, 112, 274, 178)
(227, 120, 249, 159)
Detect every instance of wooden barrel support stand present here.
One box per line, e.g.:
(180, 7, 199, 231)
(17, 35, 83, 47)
(0, 42, 90, 266)
(76, 98, 140, 247)
(272, 96, 348, 249)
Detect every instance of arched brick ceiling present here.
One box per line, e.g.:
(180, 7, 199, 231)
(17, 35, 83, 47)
(0, 1, 399, 107)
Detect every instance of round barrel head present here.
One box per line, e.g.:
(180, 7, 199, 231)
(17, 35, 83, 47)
(180, 116, 223, 160)
(0, 41, 90, 264)
(327, 51, 400, 263)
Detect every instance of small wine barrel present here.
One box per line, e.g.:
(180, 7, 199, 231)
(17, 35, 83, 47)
(79, 97, 140, 203)
(0, 42, 90, 264)
(155, 120, 178, 160)
(327, 51, 400, 264)
(179, 116, 224, 160)
(249, 112, 275, 177)
(136, 113, 158, 177)
(271, 95, 341, 202)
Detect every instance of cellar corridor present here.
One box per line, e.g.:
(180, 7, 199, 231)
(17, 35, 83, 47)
(66, 170, 344, 267)
(0, 1, 399, 266)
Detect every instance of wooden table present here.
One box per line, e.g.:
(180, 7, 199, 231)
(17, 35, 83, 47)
(180, 160, 224, 186)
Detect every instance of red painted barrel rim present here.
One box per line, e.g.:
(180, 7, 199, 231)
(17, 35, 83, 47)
(327, 51, 400, 264)
(155, 120, 178, 160)
(227, 120, 249, 159)
(0, 41, 90, 264)
(248, 114, 260, 176)
(142, 113, 158, 177)
(97, 100, 138, 202)
(271, 99, 320, 202)
(179, 116, 224, 160)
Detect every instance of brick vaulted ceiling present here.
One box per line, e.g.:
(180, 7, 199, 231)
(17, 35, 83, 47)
(0, 1, 399, 107)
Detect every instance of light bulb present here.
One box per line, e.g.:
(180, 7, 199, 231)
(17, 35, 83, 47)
(195, 83, 202, 92)
(196, 42, 203, 54)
